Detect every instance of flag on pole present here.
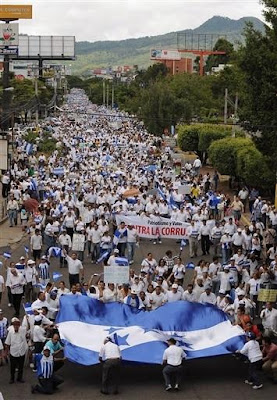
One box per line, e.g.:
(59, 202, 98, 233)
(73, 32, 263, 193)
(23, 302, 33, 315)
(3, 252, 11, 259)
(53, 271, 63, 282)
(113, 229, 127, 246)
(24, 246, 29, 254)
(114, 257, 129, 266)
(96, 251, 110, 264)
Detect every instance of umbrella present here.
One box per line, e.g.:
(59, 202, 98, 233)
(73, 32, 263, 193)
(24, 199, 39, 213)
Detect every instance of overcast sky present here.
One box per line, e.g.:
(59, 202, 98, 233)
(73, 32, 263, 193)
(10, 0, 264, 42)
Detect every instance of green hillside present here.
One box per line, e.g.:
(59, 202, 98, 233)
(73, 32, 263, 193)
(72, 16, 265, 75)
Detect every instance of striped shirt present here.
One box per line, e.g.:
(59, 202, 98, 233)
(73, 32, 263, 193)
(35, 354, 54, 378)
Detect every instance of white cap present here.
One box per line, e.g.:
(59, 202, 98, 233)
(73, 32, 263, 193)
(11, 317, 20, 323)
(20, 256, 25, 260)
(27, 259, 36, 265)
(131, 289, 137, 295)
(34, 315, 42, 322)
(172, 284, 178, 289)
(237, 228, 242, 232)
(114, 249, 120, 253)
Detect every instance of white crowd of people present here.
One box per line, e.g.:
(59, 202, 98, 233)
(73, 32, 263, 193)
(0, 89, 277, 392)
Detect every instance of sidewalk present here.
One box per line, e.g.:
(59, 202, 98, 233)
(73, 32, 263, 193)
(0, 219, 26, 250)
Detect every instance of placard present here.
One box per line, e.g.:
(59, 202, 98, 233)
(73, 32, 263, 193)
(258, 289, 277, 302)
(178, 185, 191, 195)
(72, 234, 85, 252)
(104, 265, 129, 285)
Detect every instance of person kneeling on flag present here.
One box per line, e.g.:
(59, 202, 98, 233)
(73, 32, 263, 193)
(162, 338, 186, 391)
(31, 347, 64, 394)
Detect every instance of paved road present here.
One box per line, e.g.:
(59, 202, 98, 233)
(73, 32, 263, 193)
(0, 236, 276, 399)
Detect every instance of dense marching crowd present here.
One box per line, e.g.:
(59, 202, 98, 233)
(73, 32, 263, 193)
(0, 89, 277, 393)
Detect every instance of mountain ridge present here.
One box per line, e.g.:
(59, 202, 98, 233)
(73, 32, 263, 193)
(72, 16, 265, 74)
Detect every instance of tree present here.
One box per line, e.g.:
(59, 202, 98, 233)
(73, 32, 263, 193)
(205, 38, 235, 73)
(238, 1, 277, 170)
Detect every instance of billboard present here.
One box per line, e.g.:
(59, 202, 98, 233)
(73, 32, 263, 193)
(18, 36, 75, 58)
(0, 23, 19, 46)
(150, 49, 181, 61)
(0, 5, 32, 19)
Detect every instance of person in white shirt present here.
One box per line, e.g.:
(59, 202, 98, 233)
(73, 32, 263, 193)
(183, 284, 197, 302)
(131, 276, 145, 294)
(169, 258, 186, 284)
(124, 290, 144, 309)
(199, 284, 217, 305)
(8, 269, 25, 318)
(30, 229, 43, 261)
(57, 281, 70, 297)
(99, 337, 121, 395)
(193, 157, 202, 176)
(33, 316, 47, 355)
(162, 338, 186, 391)
(64, 251, 84, 288)
(102, 283, 117, 303)
(216, 291, 226, 309)
(260, 302, 277, 337)
(199, 220, 211, 255)
(236, 332, 263, 389)
(5, 318, 28, 384)
(165, 284, 182, 303)
(88, 224, 102, 263)
(127, 225, 138, 265)
(218, 265, 232, 294)
(187, 221, 200, 258)
(141, 253, 157, 275)
(151, 286, 167, 310)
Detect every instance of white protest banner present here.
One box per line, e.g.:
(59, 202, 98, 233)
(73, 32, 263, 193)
(104, 265, 130, 285)
(72, 234, 85, 252)
(115, 215, 190, 239)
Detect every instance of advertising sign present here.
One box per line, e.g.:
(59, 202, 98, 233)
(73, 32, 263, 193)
(0, 23, 19, 46)
(0, 47, 18, 55)
(18, 35, 75, 58)
(0, 5, 32, 19)
(150, 49, 181, 61)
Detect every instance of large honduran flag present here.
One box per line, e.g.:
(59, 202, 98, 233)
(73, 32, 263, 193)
(56, 296, 245, 366)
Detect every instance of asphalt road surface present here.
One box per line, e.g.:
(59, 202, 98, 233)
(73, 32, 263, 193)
(0, 236, 276, 400)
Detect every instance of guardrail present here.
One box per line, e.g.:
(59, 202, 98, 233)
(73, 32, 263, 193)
(0, 198, 7, 224)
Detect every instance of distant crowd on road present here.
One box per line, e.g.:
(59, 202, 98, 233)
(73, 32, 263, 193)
(0, 89, 277, 393)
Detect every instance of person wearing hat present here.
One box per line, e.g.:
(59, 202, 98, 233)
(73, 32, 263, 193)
(124, 289, 144, 309)
(99, 336, 121, 395)
(216, 290, 226, 309)
(199, 284, 216, 305)
(107, 248, 120, 266)
(236, 332, 263, 389)
(25, 259, 39, 303)
(232, 228, 244, 254)
(217, 265, 233, 295)
(162, 338, 186, 391)
(31, 347, 64, 394)
(165, 284, 182, 303)
(38, 255, 50, 286)
(5, 317, 28, 384)
(220, 232, 233, 265)
(58, 229, 72, 268)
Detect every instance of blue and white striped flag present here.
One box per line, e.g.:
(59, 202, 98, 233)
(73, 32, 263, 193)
(25, 143, 33, 155)
(3, 252, 11, 259)
(57, 296, 246, 366)
(157, 186, 167, 202)
(0, 261, 2, 268)
(24, 246, 29, 254)
(30, 178, 38, 192)
(114, 257, 129, 266)
(113, 229, 127, 246)
(186, 262, 195, 269)
(53, 271, 63, 282)
(23, 302, 33, 315)
(53, 167, 65, 176)
(96, 250, 110, 264)
(34, 283, 47, 291)
(180, 239, 187, 251)
(48, 247, 62, 258)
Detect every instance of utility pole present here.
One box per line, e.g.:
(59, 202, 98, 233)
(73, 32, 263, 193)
(34, 68, 39, 126)
(224, 88, 228, 124)
(54, 75, 57, 115)
(103, 79, 106, 105)
(111, 80, 114, 109)
(2, 53, 10, 132)
(106, 81, 109, 108)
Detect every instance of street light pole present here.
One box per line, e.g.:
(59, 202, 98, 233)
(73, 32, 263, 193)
(34, 69, 39, 126)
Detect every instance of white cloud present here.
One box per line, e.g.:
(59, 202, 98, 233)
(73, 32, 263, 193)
(6, 0, 264, 41)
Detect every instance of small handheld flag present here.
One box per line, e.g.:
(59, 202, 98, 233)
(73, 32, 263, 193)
(24, 246, 29, 254)
(96, 251, 110, 264)
(23, 302, 33, 315)
(53, 271, 63, 282)
(3, 252, 11, 259)
(114, 257, 129, 267)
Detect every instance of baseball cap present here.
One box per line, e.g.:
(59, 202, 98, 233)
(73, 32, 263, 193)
(11, 317, 20, 323)
(27, 259, 36, 265)
(218, 290, 225, 295)
(246, 331, 256, 340)
(224, 265, 230, 270)
(172, 284, 178, 289)
(131, 289, 137, 295)
(20, 256, 25, 260)
(114, 249, 120, 253)
(41, 255, 47, 260)
(0, 309, 3, 314)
